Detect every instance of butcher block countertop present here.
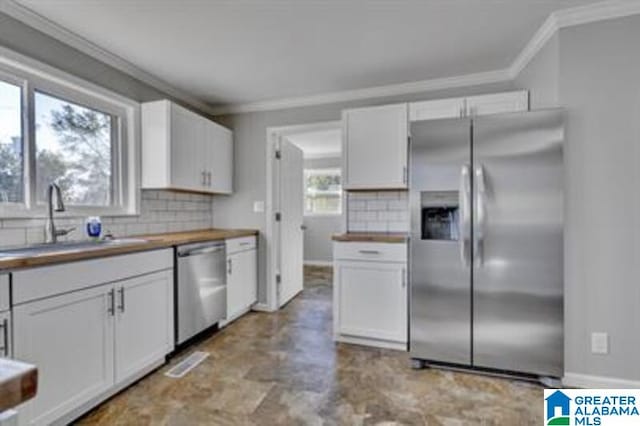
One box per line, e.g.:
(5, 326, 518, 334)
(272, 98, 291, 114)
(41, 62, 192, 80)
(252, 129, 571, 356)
(0, 358, 37, 412)
(0, 228, 258, 271)
(332, 232, 408, 243)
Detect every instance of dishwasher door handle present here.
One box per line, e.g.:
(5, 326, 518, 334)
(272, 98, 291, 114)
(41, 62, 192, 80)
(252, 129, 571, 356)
(178, 245, 225, 257)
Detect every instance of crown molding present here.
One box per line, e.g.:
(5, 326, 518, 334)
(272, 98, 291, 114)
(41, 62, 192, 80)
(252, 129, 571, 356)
(0, 0, 219, 116)
(3, 0, 640, 116)
(509, 0, 640, 77)
(211, 69, 512, 115)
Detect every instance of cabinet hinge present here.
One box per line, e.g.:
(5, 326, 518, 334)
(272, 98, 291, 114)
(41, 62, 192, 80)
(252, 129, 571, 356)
(275, 212, 281, 222)
(276, 274, 281, 285)
(275, 150, 281, 159)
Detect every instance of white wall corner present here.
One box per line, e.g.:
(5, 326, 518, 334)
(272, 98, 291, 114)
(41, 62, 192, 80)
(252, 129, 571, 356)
(563, 372, 640, 389)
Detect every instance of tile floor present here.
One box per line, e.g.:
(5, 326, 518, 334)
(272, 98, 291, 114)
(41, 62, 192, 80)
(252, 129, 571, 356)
(77, 265, 543, 425)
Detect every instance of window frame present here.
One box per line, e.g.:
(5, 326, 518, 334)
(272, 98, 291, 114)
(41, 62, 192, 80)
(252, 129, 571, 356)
(303, 167, 343, 217)
(0, 48, 139, 218)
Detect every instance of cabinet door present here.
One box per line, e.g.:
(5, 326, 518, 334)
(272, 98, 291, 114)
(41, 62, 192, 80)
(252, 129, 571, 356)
(114, 270, 173, 384)
(409, 97, 466, 122)
(466, 91, 529, 117)
(335, 261, 407, 343)
(207, 122, 233, 194)
(343, 104, 408, 189)
(0, 311, 10, 359)
(226, 249, 257, 321)
(170, 104, 204, 190)
(13, 286, 114, 426)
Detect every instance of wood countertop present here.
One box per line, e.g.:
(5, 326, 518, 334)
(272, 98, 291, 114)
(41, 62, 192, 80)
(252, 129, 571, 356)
(0, 228, 258, 271)
(332, 233, 408, 243)
(0, 359, 37, 412)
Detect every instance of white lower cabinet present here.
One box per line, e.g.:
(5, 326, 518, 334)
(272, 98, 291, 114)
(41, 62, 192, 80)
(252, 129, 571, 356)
(225, 237, 257, 323)
(12, 252, 174, 426)
(333, 242, 408, 350)
(0, 310, 12, 359)
(114, 271, 174, 384)
(13, 285, 115, 426)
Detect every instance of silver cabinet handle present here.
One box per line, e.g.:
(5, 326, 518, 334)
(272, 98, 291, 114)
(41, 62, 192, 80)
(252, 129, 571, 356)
(403, 166, 408, 184)
(227, 258, 232, 275)
(201, 171, 206, 186)
(207, 171, 212, 187)
(118, 287, 125, 313)
(358, 250, 380, 255)
(0, 318, 8, 357)
(474, 164, 487, 266)
(107, 288, 115, 316)
(459, 164, 471, 267)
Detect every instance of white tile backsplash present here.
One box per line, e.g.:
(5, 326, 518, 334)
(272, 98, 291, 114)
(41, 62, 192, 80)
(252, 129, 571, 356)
(347, 191, 409, 233)
(0, 189, 215, 248)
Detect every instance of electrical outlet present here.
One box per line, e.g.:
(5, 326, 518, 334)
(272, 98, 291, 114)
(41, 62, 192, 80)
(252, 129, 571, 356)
(591, 332, 609, 354)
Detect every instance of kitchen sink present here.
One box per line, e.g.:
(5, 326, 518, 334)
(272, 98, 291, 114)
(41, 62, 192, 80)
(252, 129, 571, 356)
(0, 238, 149, 258)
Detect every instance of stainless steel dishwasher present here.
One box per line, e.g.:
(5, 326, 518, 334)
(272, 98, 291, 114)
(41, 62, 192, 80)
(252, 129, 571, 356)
(176, 241, 226, 344)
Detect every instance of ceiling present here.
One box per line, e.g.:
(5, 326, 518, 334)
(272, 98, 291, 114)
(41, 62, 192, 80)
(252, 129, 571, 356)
(13, 0, 598, 110)
(286, 129, 342, 159)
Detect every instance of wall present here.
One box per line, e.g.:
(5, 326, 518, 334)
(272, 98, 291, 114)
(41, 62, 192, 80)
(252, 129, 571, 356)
(0, 190, 214, 248)
(557, 15, 640, 384)
(347, 191, 409, 233)
(513, 33, 559, 109)
(213, 81, 515, 305)
(0, 12, 218, 248)
(303, 156, 341, 264)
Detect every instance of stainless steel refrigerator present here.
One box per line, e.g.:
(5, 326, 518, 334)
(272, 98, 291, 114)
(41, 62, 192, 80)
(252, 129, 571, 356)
(409, 109, 564, 379)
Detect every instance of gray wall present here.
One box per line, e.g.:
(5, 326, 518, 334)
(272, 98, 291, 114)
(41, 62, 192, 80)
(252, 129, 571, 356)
(514, 33, 559, 109)
(557, 15, 640, 382)
(213, 81, 515, 304)
(0, 12, 213, 117)
(303, 157, 341, 264)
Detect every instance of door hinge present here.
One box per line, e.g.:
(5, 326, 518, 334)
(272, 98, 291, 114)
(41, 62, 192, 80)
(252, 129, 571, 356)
(275, 150, 281, 159)
(275, 212, 281, 222)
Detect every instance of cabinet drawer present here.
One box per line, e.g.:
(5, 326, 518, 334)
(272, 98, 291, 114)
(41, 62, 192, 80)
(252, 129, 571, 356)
(226, 236, 256, 254)
(0, 274, 9, 311)
(13, 249, 173, 304)
(334, 242, 407, 262)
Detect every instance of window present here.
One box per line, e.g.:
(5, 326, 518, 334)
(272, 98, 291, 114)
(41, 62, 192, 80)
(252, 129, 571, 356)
(0, 52, 137, 217)
(35, 92, 115, 206)
(0, 79, 23, 204)
(304, 168, 342, 215)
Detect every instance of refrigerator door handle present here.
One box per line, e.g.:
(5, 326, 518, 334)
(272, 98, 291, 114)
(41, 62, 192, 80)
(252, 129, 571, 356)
(459, 163, 471, 266)
(474, 164, 487, 265)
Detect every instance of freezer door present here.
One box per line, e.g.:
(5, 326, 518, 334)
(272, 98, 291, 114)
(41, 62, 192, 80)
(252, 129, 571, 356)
(409, 117, 472, 365)
(472, 110, 564, 377)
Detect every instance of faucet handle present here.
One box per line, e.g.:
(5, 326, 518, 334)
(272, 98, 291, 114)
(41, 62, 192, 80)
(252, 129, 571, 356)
(55, 227, 76, 237)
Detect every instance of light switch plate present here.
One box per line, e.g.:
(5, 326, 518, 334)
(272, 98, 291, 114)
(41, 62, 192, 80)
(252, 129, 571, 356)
(253, 201, 265, 213)
(591, 332, 609, 354)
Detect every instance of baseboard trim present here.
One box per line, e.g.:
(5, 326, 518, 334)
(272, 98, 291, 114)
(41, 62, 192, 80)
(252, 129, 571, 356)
(304, 260, 333, 267)
(563, 372, 640, 389)
(335, 334, 407, 351)
(251, 303, 275, 312)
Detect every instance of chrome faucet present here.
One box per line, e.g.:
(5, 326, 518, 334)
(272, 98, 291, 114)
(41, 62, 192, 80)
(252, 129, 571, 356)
(44, 183, 75, 243)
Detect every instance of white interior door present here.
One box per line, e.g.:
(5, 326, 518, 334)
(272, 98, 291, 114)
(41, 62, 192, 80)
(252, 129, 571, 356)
(278, 138, 304, 307)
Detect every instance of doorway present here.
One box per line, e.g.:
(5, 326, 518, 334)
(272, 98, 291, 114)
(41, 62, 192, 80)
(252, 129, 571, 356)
(265, 121, 343, 310)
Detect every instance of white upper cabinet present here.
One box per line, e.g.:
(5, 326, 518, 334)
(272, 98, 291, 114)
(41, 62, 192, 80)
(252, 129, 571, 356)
(343, 103, 408, 190)
(142, 100, 233, 194)
(465, 91, 529, 117)
(409, 90, 529, 122)
(409, 97, 466, 121)
(206, 120, 233, 194)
